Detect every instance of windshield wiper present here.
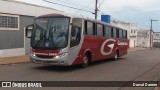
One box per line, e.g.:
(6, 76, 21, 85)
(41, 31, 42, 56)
(35, 32, 46, 48)
(48, 26, 57, 46)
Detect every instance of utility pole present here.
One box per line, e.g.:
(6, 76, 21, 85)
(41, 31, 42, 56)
(150, 19, 158, 47)
(95, 0, 98, 20)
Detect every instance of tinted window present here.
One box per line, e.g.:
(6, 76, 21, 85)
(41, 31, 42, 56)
(97, 24, 103, 36)
(119, 29, 123, 38)
(31, 17, 70, 50)
(72, 18, 82, 27)
(113, 28, 117, 38)
(123, 30, 127, 39)
(105, 26, 112, 38)
(70, 26, 81, 47)
(116, 28, 119, 38)
(86, 21, 94, 35)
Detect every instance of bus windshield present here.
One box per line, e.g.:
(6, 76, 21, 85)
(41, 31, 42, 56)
(31, 17, 70, 50)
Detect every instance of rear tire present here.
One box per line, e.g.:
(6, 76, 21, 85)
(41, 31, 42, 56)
(81, 54, 89, 68)
(112, 51, 118, 61)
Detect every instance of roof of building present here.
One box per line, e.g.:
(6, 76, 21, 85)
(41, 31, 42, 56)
(3, 0, 61, 11)
(138, 30, 150, 34)
(0, 0, 64, 16)
(111, 19, 137, 26)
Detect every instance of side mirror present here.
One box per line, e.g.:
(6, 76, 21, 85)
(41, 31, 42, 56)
(25, 24, 33, 38)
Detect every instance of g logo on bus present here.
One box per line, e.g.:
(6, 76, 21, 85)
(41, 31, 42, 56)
(100, 39, 116, 55)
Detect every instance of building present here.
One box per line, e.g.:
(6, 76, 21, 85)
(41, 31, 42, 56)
(153, 32, 160, 48)
(0, 0, 63, 58)
(111, 20, 138, 48)
(137, 30, 160, 48)
(137, 30, 151, 47)
(153, 32, 160, 42)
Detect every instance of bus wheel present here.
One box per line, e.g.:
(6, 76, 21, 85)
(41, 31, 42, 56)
(113, 51, 118, 61)
(81, 54, 89, 68)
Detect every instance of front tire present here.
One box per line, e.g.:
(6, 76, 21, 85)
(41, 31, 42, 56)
(81, 54, 89, 68)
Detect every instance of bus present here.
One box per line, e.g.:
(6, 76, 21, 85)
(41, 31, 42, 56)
(25, 13, 129, 67)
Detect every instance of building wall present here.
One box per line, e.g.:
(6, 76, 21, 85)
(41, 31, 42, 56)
(137, 36, 150, 47)
(137, 30, 153, 48)
(0, 15, 34, 57)
(153, 32, 160, 42)
(0, 15, 34, 49)
(21, 15, 35, 55)
(0, 0, 64, 58)
(153, 32, 160, 48)
(129, 37, 137, 47)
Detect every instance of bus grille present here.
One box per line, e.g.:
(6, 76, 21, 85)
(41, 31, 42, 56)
(36, 55, 54, 59)
(35, 60, 58, 63)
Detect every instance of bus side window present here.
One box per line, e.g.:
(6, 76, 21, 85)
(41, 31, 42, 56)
(97, 24, 103, 37)
(85, 21, 94, 35)
(119, 29, 123, 38)
(70, 26, 81, 47)
(123, 30, 127, 39)
(70, 18, 82, 47)
(113, 28, 117, 38)
(105, 26, 112, 38)
(111, 27, 113, 38)
(116, 28, 119, 38)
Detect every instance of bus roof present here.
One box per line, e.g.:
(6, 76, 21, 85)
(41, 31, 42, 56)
(36, 13, 127, 31)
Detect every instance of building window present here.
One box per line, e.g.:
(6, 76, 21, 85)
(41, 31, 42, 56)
(131, 29, 133, 33)
(0, 14, 19, 30)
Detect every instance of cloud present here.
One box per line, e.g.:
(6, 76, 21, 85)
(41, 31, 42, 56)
(101, 0, 160, 13)
(15, 0, 160, 31)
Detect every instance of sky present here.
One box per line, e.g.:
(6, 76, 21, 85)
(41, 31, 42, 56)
(16, 0, 160, 32)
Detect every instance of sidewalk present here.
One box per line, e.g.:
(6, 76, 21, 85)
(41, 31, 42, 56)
(0, 55, 29, 65)
(128, 47, 151, 52)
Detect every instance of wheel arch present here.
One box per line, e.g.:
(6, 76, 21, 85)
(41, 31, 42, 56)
(115, 48, 120, 57)
(83, 49, 92, 63)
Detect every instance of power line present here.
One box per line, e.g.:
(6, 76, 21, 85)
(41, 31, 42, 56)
(55, 0, 95, 11)
(73, 1, 95, 14)
(98, 0, 105, 8)
(44, 0, 157, 30)
(42, 0, 93, 13)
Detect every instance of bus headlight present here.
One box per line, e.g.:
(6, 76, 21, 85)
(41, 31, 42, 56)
(33, 53, 36, 57)
(54, 52, 68, 59)
(31, 52, 36, 57)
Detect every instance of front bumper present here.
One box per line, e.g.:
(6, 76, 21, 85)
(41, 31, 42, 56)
(30, 55, 71, 66)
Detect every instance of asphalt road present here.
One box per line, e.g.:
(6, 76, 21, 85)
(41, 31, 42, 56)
(0, 49, 160, 90)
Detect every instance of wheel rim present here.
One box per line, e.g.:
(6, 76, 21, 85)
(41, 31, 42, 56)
(83, 57, 88, 65)
(115, 53, 118, 60)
